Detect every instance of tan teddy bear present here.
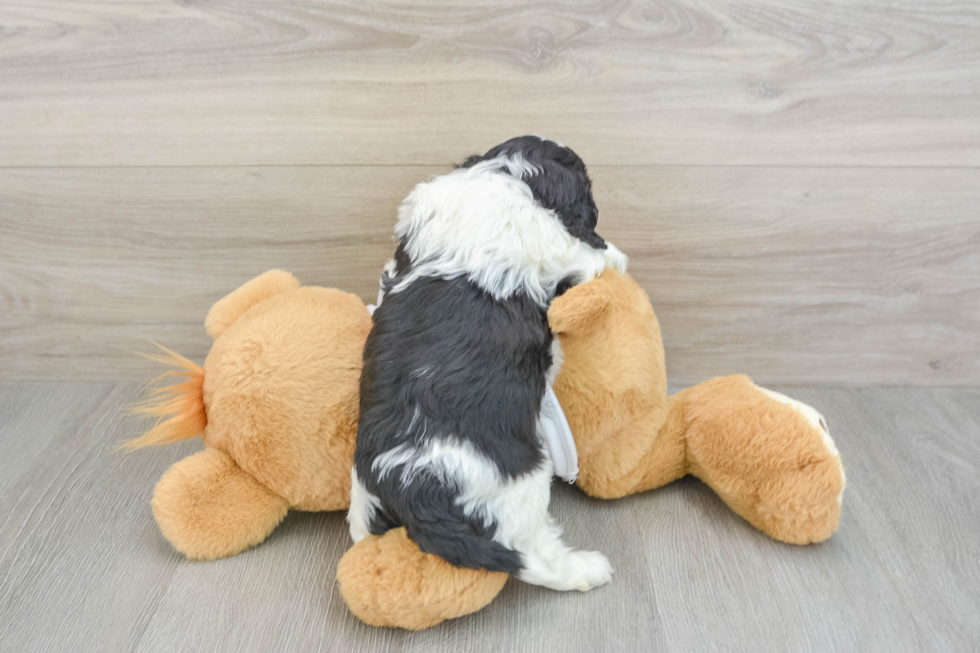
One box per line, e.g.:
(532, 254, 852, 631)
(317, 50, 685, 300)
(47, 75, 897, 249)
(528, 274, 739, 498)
(127, 270, 371, 559)
(130, 268, 844, 629)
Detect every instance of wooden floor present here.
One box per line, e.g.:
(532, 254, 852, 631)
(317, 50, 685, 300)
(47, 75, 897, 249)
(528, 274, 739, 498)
(2, 0, 979, 385)
(0, 382, 978, 652)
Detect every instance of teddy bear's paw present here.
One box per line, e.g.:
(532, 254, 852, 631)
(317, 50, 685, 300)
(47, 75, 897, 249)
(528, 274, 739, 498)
(755, 385, 846, 510)
(152, 448, 289, 560)
(756, 454, 847, 544)
(754, 385, 838, 457)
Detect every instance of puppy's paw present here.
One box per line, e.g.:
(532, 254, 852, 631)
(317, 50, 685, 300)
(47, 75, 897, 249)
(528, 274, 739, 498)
(603, 242, 628, 273)
(518, 548, 613, 591)
(566, 550, 613, 592)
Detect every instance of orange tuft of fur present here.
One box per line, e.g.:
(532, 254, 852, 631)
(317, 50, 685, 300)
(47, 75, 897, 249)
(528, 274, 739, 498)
(121, 343, 207, 450)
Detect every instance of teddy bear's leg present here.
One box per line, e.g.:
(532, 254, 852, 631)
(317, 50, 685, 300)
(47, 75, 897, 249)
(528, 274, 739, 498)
(677, 375, 845, 544)
(337, 527, 508, 630)
(594, 396, 690, 498)
(152, 448, 289, 560)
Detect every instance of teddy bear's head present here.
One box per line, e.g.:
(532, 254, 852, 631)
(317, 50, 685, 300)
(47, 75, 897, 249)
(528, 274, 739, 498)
(548, 269, 671, 497)
(202, 281, 372, 511)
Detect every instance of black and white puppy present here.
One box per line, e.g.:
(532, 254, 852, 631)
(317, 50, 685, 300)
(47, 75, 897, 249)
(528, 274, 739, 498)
(348, 136, 626, 591)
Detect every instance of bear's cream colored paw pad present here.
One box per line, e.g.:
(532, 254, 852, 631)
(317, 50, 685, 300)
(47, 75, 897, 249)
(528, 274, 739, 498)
(754, 385, 838, 456)
(754, 384, 846, 505)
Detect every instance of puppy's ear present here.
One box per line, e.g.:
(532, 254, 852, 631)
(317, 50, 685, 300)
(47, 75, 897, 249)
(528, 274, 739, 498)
(548, 280, 614, 336)
(525, 160, 606, 250)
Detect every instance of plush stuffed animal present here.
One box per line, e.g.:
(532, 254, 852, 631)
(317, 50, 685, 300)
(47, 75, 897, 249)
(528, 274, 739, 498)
(126, 270, 371, 560)
(130, 268, 844, 628)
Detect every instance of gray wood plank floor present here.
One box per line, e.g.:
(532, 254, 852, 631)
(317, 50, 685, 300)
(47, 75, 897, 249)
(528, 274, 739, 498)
(1, 383, 978, 652)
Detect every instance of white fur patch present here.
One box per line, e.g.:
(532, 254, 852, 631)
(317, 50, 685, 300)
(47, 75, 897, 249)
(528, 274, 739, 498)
(603, 242, 628, 275)
(348, 468, 382, 543)
(497, 152, 540, 179)
(388, 158, 624, 307)
(449, 442, 610, 591)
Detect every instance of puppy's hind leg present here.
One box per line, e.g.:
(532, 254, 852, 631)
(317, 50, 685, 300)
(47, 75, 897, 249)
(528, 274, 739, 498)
(489, 465, 612, 592)
(515, 520, 613, 592)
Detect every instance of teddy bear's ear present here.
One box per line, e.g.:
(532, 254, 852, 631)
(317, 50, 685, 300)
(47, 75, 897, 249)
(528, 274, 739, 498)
(205, 270, 300, 339)
(548, 279, 615, 336)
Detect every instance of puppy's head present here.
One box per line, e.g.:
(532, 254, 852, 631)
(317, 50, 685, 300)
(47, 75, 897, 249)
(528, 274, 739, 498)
(459, 136, 606, 250)
(390, 136, 623, 306)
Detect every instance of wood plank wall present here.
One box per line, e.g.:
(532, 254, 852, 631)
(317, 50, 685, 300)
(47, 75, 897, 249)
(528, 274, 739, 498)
(1, 0, 978, 384)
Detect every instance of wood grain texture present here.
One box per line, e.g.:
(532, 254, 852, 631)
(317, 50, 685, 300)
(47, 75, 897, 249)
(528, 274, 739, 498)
(1, 383, 978, 652)
(2, 166, 978, 384)
(1, 0, 979, 167)
(607, 166, 980, 385)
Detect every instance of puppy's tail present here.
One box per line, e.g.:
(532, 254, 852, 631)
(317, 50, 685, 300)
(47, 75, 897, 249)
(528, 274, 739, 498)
(120, 343, 206, 451)
(410, 521, 523, 575)
(396, 482, 524, 574)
